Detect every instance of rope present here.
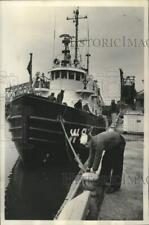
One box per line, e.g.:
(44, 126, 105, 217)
(59, 116, 86, 172)
(108, 112, 121, 131)
(115, 112, 121, 126)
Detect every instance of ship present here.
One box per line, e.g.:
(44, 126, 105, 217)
(6, 8, 106, 167)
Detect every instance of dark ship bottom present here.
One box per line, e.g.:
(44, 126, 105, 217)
(5, 157, 78, 220)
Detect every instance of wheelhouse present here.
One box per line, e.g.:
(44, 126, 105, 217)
(50, 68, 85, 82)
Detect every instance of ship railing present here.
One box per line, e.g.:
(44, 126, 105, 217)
(33, 80, 50, 89)
(52, 63, 83, 70)
(5, 79, 50, 103)
(5, 82, 32, 103)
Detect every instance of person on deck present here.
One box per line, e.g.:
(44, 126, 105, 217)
(48, 93, 56, 102)
(85, 129, 126, 194)
(41, 73, 46, 88)
(33, 72, 41, 88)
(74, 99, 82, 110)
(83, 102, 91, 113)
(57, 90, 64, 104)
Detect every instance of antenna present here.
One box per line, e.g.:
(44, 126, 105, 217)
(87, 21, 90, 54)
(52, 10, 56, 61)
(67, 8, 87, 65)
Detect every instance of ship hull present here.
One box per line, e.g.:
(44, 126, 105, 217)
(7, 94, 106, 166)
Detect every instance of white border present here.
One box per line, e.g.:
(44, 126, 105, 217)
(0, 0, 148, 225)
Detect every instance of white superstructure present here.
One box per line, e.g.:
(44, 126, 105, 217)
(48, 64, 103, 115)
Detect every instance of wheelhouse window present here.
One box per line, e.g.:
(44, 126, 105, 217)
(76, 72, 80, 81)
(81, 73, 85, 80)
(69, 71, 74, 80)
(51, 72, 54, 80)
(61, 70, 67, 79)
(55, 71, 60, 79)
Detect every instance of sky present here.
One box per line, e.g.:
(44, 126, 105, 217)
(1, 3, 145, 92)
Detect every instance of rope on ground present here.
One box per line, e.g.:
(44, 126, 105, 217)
(59, 116, 86, 172)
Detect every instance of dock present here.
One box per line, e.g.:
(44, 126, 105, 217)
(56, 134, 143, 220)
(98, 134, 143, 220)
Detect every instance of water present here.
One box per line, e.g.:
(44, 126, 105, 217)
(5, 121, 77, 220)
(5, 121, 18, 187)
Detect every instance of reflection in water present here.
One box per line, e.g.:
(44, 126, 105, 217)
(5, 158, 77, 220)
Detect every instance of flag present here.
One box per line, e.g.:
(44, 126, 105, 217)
(27, 53, 32, 75)
(27, 53, 33, 85)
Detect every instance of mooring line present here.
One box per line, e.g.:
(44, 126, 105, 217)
(59, 116, 86, 172)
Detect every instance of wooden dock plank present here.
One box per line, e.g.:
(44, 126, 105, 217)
(57, 191, 91, 220)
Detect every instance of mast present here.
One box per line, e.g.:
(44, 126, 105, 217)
(67, 8, 87, 66)
(86, 53, 91, 74)
(86, 26, 91, 74)
(60, 34, 71, 66)
(119, 68, 124, 102)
